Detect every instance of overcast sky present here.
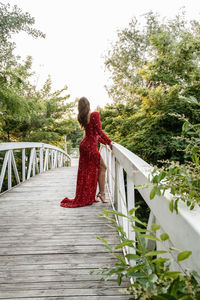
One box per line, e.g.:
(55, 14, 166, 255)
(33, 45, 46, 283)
(3, 0, 200, 109)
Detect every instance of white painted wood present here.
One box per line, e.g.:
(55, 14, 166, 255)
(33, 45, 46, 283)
(127, 175, 135, 255)
(61, 153, 63, 167)
(35, 150, 39, 174)
(32, 148, 36, 177)
(54, 151, 57, 168)
(44, 149, 49, 171)
(146, 211, 156, 251)
(39, 148, 43, 173)
(0, 143, 71, 161)
(101, 143, 200, 275)
(118, 163, 128, 239)
(8, 150, 12, 190)
(0, 143, 71, 195)
(22, 149, 26, 182)
(51, 150, 54, 169)
(11, 151, 20, 184)
(108, 150, 112, 196)
(111, 152, 115, 203)
(27, 148, 34, 180)
(0, 151, 10, 192)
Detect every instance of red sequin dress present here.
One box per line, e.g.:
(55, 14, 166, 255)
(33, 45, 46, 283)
(60, 111, 112, 208)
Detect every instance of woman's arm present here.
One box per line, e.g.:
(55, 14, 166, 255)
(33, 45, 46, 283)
(92, 112, 112, 145)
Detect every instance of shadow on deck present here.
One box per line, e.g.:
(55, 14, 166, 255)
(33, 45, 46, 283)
(0, 160, 129, 299)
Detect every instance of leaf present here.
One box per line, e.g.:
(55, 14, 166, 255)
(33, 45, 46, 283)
(169, 199, 174, 212)
(160, 233, 169, 241)
(115, 240, 135, 249)
(96, 236, 113, 252)
(150, 187, 156, 200)
(158, 171, 166, 182)
(165, 272, 181, 279)
(133, 226, 150, 233)
(117, 274, 122, 286)
(155, 186, 161, 196)
(127, 264, 146, 275)
(151, 224, 161, 231)
(125, 253, 139, 260)
(174, 199, 179, 214)
(105, 209, 127, 218)
(191, 270, 200, 279)
(148, 273, 158, 282)
(130, 216, 146, 226)
(182, 121, 190, 133)
(171, 185, 176, 195)
(113, 253, 126, 265)
(153, 295, 177, 300)
(145, 250, 167, 257)
(141, 234, 161, 242)
(129, 207, 137, 215)
(152, 257, 169, 263)
(177, 251, 192, 261)
(152, 175, 159, 183)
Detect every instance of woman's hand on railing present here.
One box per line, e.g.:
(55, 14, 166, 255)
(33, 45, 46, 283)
(109, 142, 114, 150)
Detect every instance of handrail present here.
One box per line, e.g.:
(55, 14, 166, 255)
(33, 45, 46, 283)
(100, 143, 200, 274)
(0, 142, 71, 193)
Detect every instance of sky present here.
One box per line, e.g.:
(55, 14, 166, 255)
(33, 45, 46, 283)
(2, 0, 200, 110)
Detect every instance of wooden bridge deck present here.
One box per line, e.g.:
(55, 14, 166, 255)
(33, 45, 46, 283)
(0, 159, 128, 299)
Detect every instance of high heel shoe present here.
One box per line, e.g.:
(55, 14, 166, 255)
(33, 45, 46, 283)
(96, 192, 108, 203)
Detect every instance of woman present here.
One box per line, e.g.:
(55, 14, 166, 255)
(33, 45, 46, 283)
(60, 97, 113, 208)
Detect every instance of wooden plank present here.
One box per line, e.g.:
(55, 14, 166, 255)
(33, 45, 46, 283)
(0, 280, 128, 290)
(0, 287, 128, 298)
(0, 164, 128, 298)
(0, 245, 122, 255)
(4, 297, 129, 300)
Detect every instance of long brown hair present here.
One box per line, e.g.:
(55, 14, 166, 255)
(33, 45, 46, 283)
(78, 97, 90, 128)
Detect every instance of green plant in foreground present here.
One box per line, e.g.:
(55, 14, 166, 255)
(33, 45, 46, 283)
(94, 208, 200, 299)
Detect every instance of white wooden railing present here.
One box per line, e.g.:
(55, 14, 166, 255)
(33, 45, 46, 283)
(0, 142, 71, 194)
(101, 143, 200, 275)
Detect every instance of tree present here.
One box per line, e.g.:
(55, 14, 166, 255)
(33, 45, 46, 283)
(0, 2, 45, 68)
(103, 12, 200, 164)
(105, 11, 200, 106)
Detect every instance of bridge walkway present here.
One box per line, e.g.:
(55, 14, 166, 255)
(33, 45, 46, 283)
(0, 159, 128, 299)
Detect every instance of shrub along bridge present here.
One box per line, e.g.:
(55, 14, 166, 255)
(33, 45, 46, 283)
(0, 142, 200, 299)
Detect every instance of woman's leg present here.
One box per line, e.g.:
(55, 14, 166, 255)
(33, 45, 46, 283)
(98, 156, 108, 202)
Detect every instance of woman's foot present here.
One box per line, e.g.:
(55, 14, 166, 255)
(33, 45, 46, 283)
(97, 192, 108, 203)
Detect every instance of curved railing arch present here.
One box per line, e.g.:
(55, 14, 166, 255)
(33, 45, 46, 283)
(0, 142, 71, 193)
(100, 143, 200, 275)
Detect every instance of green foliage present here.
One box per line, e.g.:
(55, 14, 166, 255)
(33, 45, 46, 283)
(150, 117, 200, 210)
(94, 209, 200, 299)
(0, 2, 82, 148)
(103, 12, 200, 165)
(0, 2, 45, 67)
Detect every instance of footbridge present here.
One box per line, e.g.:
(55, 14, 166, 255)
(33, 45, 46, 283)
(0, 142, 200, 299)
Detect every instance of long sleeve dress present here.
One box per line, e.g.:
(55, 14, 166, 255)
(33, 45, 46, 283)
(60, 111, 112, 208)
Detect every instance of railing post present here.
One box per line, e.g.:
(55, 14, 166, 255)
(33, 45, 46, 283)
(116, 162, 127, 227)
(44, 149, 49, 171)
(32, 148, 36, 177)
(22, 149, 26, 182)
(40, 145, 44, 173)
(27, 148, 35, 179)
(127, 175, 135, 255)
(0, 143, 71, 194)
(11, 151, 20, 184)
(51, 150, 54, 169)
(8, 150, 12, 190)
(0, 151, 10, 192)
